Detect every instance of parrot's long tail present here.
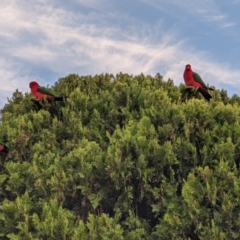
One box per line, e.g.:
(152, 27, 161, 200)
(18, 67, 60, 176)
(198, 88, 212, 101)
(53, 97, 68, 101)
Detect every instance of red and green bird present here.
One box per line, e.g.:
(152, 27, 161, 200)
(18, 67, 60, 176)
(0, 144, 8, 153)
(183, 64, 214, 101)
(29, 81, 67, 102)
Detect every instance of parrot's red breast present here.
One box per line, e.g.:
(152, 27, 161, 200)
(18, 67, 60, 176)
(29, 81, 54, 101)
(183, 64, 202, 88)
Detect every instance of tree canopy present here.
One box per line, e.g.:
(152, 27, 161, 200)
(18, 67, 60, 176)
(1, 72, 240, 239)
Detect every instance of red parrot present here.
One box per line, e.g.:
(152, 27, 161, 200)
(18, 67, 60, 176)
(0, 145, 8, 153)
(29, 81, 67, 102)
(183, 64, 214, 101)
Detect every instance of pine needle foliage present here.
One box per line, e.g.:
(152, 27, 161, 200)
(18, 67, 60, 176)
(1, 72, 240, 239)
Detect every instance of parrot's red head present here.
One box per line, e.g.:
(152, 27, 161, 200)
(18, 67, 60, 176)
(29, 81, 39, 89)
(185, 64, 191, 71)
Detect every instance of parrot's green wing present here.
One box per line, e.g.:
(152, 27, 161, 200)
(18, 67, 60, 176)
(37, 86, 56, 97)
(193, 72, 208, 89)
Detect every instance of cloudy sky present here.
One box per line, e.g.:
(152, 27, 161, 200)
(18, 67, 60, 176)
(1, 0, 240, 107)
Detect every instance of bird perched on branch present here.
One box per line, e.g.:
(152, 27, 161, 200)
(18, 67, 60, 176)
(29, 81, 67, 102)
(183, 64, 214, 101)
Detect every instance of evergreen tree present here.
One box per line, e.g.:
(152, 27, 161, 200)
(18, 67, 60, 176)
(1, 73, 240, 239)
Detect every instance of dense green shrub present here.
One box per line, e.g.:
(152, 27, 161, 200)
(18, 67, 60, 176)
(1, 72, 240, 239)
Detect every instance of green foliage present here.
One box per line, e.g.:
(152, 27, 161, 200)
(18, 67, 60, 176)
(1, 72, 240, 239)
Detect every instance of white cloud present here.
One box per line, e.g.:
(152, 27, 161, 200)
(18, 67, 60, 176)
(203, 14, 226, 22)
(221, 22, 236, 28)
(74, 0, 112, 11)
(142, 0, 237, 30)
(0, 0, 240, 107)
(0, 58, 36, 106)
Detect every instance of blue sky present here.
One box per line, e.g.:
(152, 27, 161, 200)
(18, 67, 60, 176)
(1, 0, 240, 107)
